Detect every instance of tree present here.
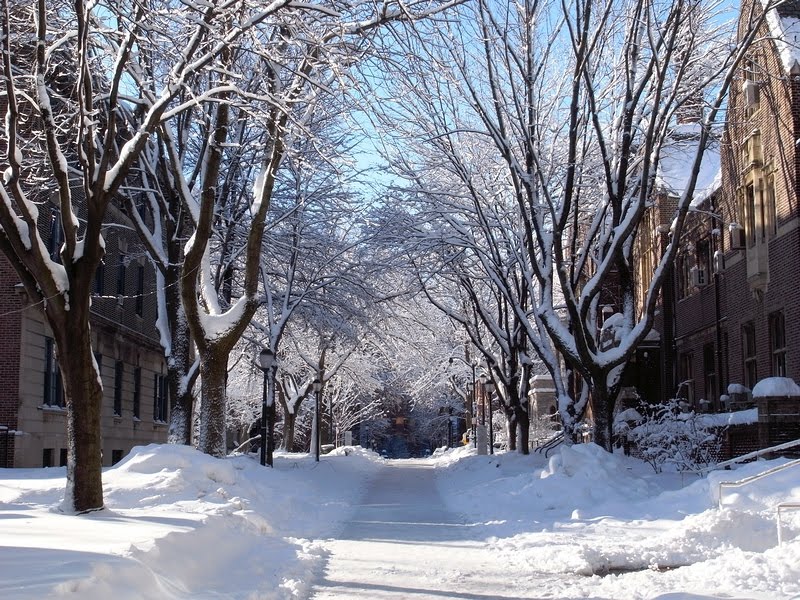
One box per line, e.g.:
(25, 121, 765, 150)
(0, 0, 293, 511)
(375, 0, 772, 450)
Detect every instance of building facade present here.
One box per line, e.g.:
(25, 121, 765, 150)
(0, 202, 169, 468)
(631, 0, 800, 418)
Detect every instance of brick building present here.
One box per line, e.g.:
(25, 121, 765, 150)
(631, 0, 800, 417)
(0, 201, 169, 468)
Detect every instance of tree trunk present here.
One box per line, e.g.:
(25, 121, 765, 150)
(164, 240, 197, 446)
(197, 351, 229, 457)
(168, 386, 194, 446)
(282, 409, 297, 452)
(514, 405, 530, 455)
(504, 406, 518, 451)
(591, 385, 614, 452)
(53, 313, 104, 513)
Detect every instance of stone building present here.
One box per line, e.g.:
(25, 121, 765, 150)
(0, 202, 169, 468)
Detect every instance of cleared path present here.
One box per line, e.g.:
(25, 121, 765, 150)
(310, 460, 548, 600)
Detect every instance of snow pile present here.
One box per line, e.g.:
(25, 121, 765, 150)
(751, 376, 800, 398)
(434, 443, 800, 599)
(0, 444, 382, 599)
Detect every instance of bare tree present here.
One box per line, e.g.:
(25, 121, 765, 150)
(377, 0, 771, 450)
(0, 0, 294, 511)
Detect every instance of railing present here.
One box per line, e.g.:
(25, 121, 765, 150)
(777, 502, 800, 546)
(534, 431, 564, 458)
(718, 458, 800, 509)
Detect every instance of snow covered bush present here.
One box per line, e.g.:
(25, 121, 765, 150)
(623, 399, 722, 474)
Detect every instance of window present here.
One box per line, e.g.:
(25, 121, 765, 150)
(133, 367, 141, 419)
(677, 255, 692, 300)
(743, 58, 761, 112)
(742, 321, 757, 390)
(693, 239, 711, 288)
(746, 184, 757, 248)
(154, 374, 168, 423)
(117, 254, 127, 296)
(47, 210, 63, 263)
(769, 311, 787, 377)
(94, 261, 105, 295)
(703, 343, 716, 410)
(114, 361, 124, 416)
(678, 353, 695, 406)
(135, 264, 145, 316)
(43, 337, 64, 407)
(766, 176, 777, 237)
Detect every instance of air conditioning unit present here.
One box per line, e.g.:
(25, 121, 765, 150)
(729, 223, 746, 250)
(690, 266, 707, 287)
(743, 79, 760, 107)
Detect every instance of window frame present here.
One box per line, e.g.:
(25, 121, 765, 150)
(742, 321, 758, 390)
(769, 311, 787, 377)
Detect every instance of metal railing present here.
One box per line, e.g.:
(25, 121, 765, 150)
(777, 502, 800, 546)
(718, 458, 800, 509)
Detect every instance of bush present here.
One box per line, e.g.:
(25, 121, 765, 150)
(623, 398, 722, 474)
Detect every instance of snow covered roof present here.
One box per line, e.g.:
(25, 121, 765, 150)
(760, 0, 800, 73)
(655, 123, 721, 208)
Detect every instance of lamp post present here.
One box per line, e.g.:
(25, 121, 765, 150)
(313, 379, 322, 462)
(484, 380, 496, 455)
(258, 348, 277, 467)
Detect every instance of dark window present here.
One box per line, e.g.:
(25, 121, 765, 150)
(703, 343, 716, 410)
(94, 261, 105, 295)
(769, 311, 787, 377)
(117, 254, 127, 296)
(677, 255, 692, 300)
(59, 448, 67, 467)
(742, 321, 758, 389)
(114, 361, 124, 416)
(696, 239, 711, 286)
(111, 449, 123, 465)
(135, 264, 145, 316)
(47, 210, 63, 263)
(153, 374, 168, 423)
(42, 448, 53, 468)
(133, 367, 141, 419)
(678, 353, 695, 406)
(746, 184, 756, 248)
(43, 337, 64, 407)
(767, 177, 777, 237)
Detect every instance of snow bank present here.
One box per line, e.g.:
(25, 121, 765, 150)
(433, 443, 800, 599)
(0, 444, 382, 599)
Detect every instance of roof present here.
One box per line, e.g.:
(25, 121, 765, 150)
(655, 123, 721, 207)
(760, 0, 800, 73)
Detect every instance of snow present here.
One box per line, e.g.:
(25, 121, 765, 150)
(760, 1, 800, 74)
(656, 125, 721, 207)
(0, 444, 382, 599)
(1, 443, 799, 599)
(752, 377, 800, 398)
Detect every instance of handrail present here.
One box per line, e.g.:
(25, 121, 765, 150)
(718, 458, 800, 509)
(777, 502, 800, 546)
(534, 431, 564, 454)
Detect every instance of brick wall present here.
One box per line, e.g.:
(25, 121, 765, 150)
(0, 255, 22, 467)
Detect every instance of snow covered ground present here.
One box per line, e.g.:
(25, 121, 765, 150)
(1, 442, 799, 599)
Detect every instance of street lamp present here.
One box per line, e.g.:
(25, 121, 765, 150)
(258, 348, 277, 467)
(312, 379, 322, 462)
(484, 380, 496, 455)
